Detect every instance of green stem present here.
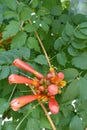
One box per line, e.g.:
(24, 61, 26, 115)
(16, 103, 40, 130)
(8, 84, 17, 102)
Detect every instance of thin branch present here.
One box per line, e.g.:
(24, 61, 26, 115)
(28, 19, 52, 68)
(16, 102, 40, 130)
(40, 102, 56, 130)
(8, 84, 17, 102)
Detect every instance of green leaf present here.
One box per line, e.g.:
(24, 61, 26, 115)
(79, 78, 87, 100)
(1, 80, 14, 96)
(0, 49, 24, 65)
(68, 45, 80, 56)
(27, 37, 40, 52)
(30, 0, 39, 8)
(69, 115, 83, 130)
(34, 55, 48, 65)
(3, 11, 17, 19)
(24, 24, 36, 32)
(2, 122, 16, 130)
(9, 49, 22, 59)
(40, 115, 51, 129)
(52, 19, 62, 34)
(37, 7, 50, 16)
(76, 100, 87, 128)
(79, 22, 87, 28)
(3, 21, 20, 39)
(62, 31, 70, 42)
(11, 31, 27, 49)
(79, 28, 87, 35)
(72, 14, 87, 25)
(58, 107, 74, 128)
(20, 47, 30, 60)
(74, 30, 87, 39)
(2, 0, 17, 10)
(0, 51, 14, 65)
(51, 5, 62, 16)
(62, 77, 87, 102)
(54, 37, 64, 50)
(0, 66, 10, 80)
(65, 22, 74, 36)
(31, 106, 41, 119)
(58, 14, 70, 24)
(56, 51, 67, 66)
(61, 79, 79, 102)
(0, 98, 9, 114)
(51, 114, 59, 125)
(42, 0, 58, 10)
(63, 68, 79, 81)
(41, 21, 49, 33)
(26, 118, 40, 130)
(42, 16, 51, 25)
(0, 55, 11, 65)
(71, 41, 86, 49)
(72, 52, 87, 69)
(20, 7, 32, 21)
(76, 99, 87, 112)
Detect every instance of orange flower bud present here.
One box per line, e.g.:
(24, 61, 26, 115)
(8, 74, 39, 87)
(10, 95, 39, 111)
(13, 59, 44, 79)
(50, 67, 55, 72)
(50, 75, 59, 84)
(48, 97, 59, 114)
(59, 81, 66, 87)
(39, 85, 45, 92)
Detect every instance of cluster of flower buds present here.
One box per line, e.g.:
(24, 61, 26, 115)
(8, 59, 66, 114)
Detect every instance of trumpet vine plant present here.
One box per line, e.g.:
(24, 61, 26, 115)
(0, 0, 87, 130)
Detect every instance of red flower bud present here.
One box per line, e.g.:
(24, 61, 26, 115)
(46, 72, 55, 80)
(10, 95, 39, 111)
(46, 67, 55, 80)
(57, 72, 64, 80)
(47, 84, 58, 96)
(48, 97, 59, 114)
(8, 74, 39, 87)
(13, 59, 44, 79)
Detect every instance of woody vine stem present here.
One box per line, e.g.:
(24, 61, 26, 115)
(28, 19, 52, 68)
(29, 19, 56, 130)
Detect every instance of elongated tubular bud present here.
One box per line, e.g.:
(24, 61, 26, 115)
(10, 95, 39, 111)
(13, 59, 44, 79)
(48, 97, 59, 114)
(8, 74, 39, 87)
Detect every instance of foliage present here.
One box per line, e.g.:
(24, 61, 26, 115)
(0, 0, 87, 130)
